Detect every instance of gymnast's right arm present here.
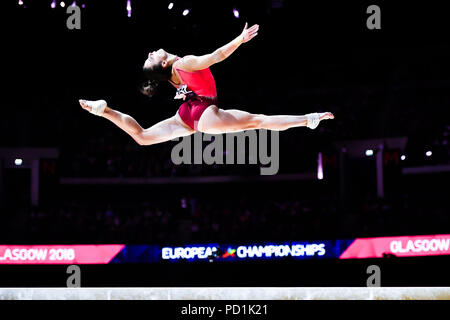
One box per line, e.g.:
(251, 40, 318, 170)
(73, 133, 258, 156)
(180, 22, 259, 71)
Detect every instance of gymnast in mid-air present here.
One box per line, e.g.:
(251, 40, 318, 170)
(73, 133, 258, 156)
(79, 23, 334, 145)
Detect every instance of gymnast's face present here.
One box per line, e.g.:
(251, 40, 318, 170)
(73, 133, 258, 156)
(144, 48, 169, 70)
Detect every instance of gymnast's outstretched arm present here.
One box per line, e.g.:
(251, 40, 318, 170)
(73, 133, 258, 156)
(179, 22, 259, 71)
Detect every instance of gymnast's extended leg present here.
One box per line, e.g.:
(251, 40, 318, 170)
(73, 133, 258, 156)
(79, 99, 194, 145)
(197, 105, 334, 134)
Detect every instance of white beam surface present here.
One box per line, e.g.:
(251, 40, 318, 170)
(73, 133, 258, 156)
(0, 287, 449, 300)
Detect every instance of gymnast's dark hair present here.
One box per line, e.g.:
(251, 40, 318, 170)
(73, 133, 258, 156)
(140, 61, 173, 97)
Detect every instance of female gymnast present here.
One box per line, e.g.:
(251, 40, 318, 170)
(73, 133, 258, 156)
(79, 23, 334, 146)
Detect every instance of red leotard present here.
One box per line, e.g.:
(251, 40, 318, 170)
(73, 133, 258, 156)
(172, 57, 218, 131)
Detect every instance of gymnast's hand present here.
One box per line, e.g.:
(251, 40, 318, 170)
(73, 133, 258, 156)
(240, 22, 259, 43)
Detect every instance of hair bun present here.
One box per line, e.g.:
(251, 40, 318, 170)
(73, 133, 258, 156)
(140, 80, 160, 97)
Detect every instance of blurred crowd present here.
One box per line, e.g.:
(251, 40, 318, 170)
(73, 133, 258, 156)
(3, 181, 447, 245)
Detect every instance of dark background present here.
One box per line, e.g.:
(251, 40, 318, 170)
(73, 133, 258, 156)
(0, 0, 449, 286)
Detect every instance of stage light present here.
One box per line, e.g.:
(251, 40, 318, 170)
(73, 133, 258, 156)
(14, 159, 23, 166)
(426, 151, 432, 157)
(127, 0, 132, 17)
(365, 149, 374, 156)
(233, 8, 240, 18)
(183, 9, 190, 16)
(168, 2, 174, 10)
(60, 1, 65, 7)
(317, 152, 323, 180)
(71, 1, 76, 6)
(18, 0, 23, 5)
(51, 0, 56, 8)
(400, 155, 406, 161)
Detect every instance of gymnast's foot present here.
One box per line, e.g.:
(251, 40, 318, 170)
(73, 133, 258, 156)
(319, 112, 334, 121)
(79, 99, 107, 116)
(306, 112, 334, 129)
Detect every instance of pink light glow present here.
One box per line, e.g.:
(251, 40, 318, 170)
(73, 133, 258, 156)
(317, 152, 323, 180)
(0, 245, 125, 264)
(127, 0, 132, 17)
(340, 234, 450, 259)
